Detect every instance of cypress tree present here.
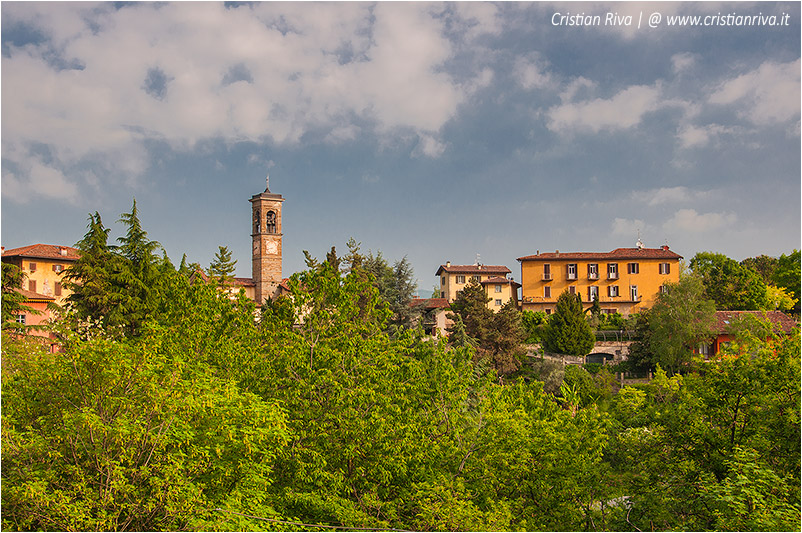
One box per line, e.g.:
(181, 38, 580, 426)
(543, 290, 595, 356)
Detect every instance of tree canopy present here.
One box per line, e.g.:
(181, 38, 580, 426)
(542, 290, 595, 357)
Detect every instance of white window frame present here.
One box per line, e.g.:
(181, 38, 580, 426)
(456, 275, 466, 284)
(495, 299, 502, 306)
(608, 285, 619, 297)
(607, 263, 618, 279)
(588, 263, 599, 280)
(567, 263, 577, 280)
(494, 284, 502, 293)
(659, 262, 671, 275)
(588, 286, 599, 301)
(630, 285, 639, 301)
(627, 262, 639, 274)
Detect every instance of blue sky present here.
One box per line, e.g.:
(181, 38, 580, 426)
(2, 1, 800, 294)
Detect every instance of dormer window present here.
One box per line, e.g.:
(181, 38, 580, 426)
(265, 211, 276, 234)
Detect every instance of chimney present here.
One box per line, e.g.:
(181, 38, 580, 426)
(555, 249, 560, 257)
(60, 247, 68, 256)
(661, 245, 669, 251)
(446, 261, 451, 268)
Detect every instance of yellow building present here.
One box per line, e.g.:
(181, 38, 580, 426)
(517, 245, 682, 316)
(2, 244, 81, 306)
(435, 262, 520, 310)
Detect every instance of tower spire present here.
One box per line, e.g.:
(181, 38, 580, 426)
(265, 173, 270, 192)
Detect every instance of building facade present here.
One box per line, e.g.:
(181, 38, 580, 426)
(435, 262, 519, 310)
(517, 245, 682, 316)
(2, 244, 81, 306)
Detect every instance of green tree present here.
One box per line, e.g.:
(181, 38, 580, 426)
(691, 251, 769, 310)
(447, 279, 525, 374)
(765, 284, 797, 312)
(521, 310, 548, 343)
(740, 254, 778, 284)
(772, 249, 800, 312)
(1, 327, 290, 531)
(542, 290, 595, 357)
(647, 275, 716, 374)
(63, 212, 125, 327)
(208, 245, 238, 288)
(625, 310, 654, 372)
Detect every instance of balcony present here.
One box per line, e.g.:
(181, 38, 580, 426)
(567, 274, 577, 281)
(607, 273, 619, 280)
(542, 273, 552, 281)
(587, 273, 599, 280)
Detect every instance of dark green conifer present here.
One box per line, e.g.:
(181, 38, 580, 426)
(542, 290, 595, 356)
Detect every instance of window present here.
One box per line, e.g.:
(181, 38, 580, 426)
(543, 264, 552, 280)
(55, 283, 62, 297)
(471, 275, 481, 282)
(456, 275, 466, 284)
(52, 264, 64, 273)
(16, 314, 26, 325)
(608, 285, 619, 297)
(495, 284, 502, 293)
(569, 286, 576, 296)
(588, 286, 599, 301)
(587, 263, 599, 280)
(627, 262, 639, 274)
(29, 280, 36, 292)
(441, 276, 445, 286)
(265, 211, 276, 234)
(253, 210, 261, 233)
(659, 262, 671, 275)
(567, 263, 577, 280)
(495, 299, 502, 306)
(660, 284, 669, 294)
(607, 263, 619, 279)
(545, 308, 552, 315)
(630, 285, 638, 301)
(28, 262, 37, 272)
(544, 286, 551, 298)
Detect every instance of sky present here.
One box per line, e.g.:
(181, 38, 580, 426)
(2, 1, 800, 295)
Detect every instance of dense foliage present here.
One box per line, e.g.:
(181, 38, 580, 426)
(542, 290, 595, 357)
(447, 278, 526, 375)
(2, 209, 800, 531)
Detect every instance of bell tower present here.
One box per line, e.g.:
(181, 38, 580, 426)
(250, 174, 284, 304)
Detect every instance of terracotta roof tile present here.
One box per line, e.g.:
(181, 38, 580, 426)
(13, 288, 56, 301)
(435, 264, 511, 276)
(517, 247, 682, 262)
(480, 276, 521, 288)
(411, 297, 449, 309)
(714, 310, 798, 334)
(2, 244, 81, 261)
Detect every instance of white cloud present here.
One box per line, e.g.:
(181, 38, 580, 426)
(547, 84, 661, 134)
(630, 186, 703, 206)
(413, 134, 447, 158)
(676, 123, 741, 149)
(611, 217, 648, 236)
(671, 52, 696, 74)
(664, 208, 737, 233)
(514, 55, 554, 90)
(709, 59, 800, 126)
(2, 2, 495, 204)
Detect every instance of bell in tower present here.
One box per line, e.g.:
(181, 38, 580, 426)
(250, 174, 284, 304)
